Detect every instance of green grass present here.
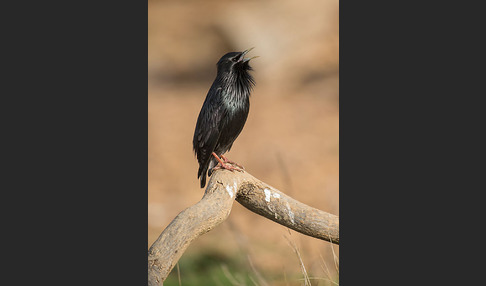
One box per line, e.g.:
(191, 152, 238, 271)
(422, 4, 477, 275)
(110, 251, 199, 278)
(164, 251, 257, 286)
(163, 246, 339, 286)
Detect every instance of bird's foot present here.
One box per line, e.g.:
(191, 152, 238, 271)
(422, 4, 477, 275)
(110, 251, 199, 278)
(212, 162, 244, 172)
(220, 154, 245, 170)
(212, 152, 244, 172)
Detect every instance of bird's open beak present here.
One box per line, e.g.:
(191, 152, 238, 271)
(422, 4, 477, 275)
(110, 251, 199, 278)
(239, 47, 259, 62)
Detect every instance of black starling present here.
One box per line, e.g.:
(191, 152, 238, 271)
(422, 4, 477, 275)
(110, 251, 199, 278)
(193, 48, 258, 188)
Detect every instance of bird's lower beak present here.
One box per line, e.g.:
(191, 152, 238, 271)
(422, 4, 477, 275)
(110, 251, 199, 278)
(239, 47, 259, 62)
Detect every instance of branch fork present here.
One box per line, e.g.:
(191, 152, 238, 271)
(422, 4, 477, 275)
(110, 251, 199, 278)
(148, 169, 339, 285)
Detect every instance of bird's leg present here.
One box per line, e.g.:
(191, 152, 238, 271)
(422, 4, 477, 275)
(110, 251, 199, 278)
(211, 152, 243, 172)
(220, 154, 245, 170)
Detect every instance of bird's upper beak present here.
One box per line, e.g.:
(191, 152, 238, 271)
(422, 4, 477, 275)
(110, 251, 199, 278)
(238, 47, 259, 63)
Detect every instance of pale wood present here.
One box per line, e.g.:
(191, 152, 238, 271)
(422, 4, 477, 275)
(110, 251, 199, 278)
(147, 169, 339, 285)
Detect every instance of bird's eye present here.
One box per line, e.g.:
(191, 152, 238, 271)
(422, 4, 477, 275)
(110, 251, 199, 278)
(232, 57, 239, 62)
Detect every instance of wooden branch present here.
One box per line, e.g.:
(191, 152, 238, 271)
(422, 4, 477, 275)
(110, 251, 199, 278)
(234, 172, 339, 244)
(148, 169, 339, 285)
(147, 175, 237, 285)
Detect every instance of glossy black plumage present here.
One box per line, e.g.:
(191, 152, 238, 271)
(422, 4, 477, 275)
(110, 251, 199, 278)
(193, 49, 256, 188)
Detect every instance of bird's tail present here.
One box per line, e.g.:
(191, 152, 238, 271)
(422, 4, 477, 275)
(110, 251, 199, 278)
(198, 158, 217, 188)
(198, 164, 208, 188)
(200, 174, 207, 189)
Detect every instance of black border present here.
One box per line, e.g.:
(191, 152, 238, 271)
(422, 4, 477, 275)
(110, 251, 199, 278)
(5, 0, 482, 284)
(4, 1, 148, 284)
(340, 1, 483, 284)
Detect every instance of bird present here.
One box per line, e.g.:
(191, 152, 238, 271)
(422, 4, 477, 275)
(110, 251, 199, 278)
(193, 48, 258, 188)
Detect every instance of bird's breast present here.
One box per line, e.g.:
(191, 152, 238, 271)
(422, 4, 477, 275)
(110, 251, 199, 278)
(224, 99, 246, 114)
(222, 89, 249, 115)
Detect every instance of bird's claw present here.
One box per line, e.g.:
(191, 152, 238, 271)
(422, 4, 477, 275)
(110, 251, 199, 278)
(220, 155, 245, 170)
(213, 162, 244, 173)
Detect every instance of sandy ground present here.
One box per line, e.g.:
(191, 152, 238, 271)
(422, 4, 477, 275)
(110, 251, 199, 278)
(149, 0, 339, 283)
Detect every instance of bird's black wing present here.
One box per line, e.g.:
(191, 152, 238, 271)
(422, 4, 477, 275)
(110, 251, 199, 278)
(193, 87, 225, 187)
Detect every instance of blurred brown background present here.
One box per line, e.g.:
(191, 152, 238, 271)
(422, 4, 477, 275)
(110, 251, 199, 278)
(148, 0, 339, 284)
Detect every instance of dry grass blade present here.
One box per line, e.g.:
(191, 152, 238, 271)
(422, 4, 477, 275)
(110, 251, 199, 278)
(247, 254, 269, 286)
(299, 277, 339, 286)
(249, 275, 259, 286)
(283, 270, 289, 286)
(221, 264, 243, 286)
(284, 231, 311, 286)
(329, 241, 339, 274)
(319, 253, 339, 286)
(176, 263, 181, 286)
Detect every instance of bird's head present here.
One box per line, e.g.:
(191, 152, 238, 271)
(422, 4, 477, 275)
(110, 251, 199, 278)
(216, 47, 259, 75)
